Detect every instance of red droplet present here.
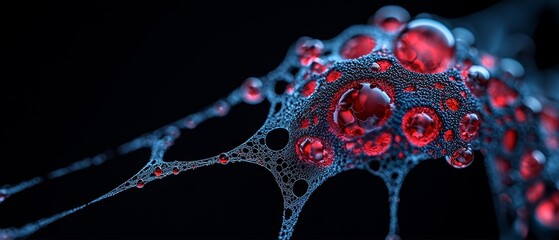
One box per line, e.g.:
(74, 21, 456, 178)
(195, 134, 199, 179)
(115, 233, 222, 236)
(435, 82, 445, 90)
(487, 79, 518, 108)
(300, 118, 310, 129)
(172, 167, 180, 175)
(241, 77, 264, 104)
(444, 129, 454, 141)
(340, 35, 376, 59)
(376, 60, 392, 72)
(301, 80, 317, 97)
(295, 137, 334, 167)
(515, 107, 527, 123)
(446, 98, 460, 111)
(296, 37, 323, 66)
(326, 70, 342, 83)
(459, 113, 480, 142)
(333, 83, 393, 138)
(446, 146, 474, 168)
(526, 181, 546, 203)
(535, 192, 559, 229)
(520, 150, 545, 180)
(503, 129, 517, 152)
(402, 107, 441, 147)
(218, 153, 230, 165)
(394, 19, 455, 73)
(154, 167, 163, 177)
(372, 5, 409, 32)
(404, 85, 415, 92)
(481, 53, 496, 69)
(136, 180, 144, 188)
(285, 83, 294, 95)
(310, 60, 328, 74)
(363, 132, 392, 156)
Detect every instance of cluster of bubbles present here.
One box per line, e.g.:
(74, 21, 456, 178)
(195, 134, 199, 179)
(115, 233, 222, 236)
(1, 4, 558, 240)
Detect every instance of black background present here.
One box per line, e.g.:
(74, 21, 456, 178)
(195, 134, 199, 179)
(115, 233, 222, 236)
(2, 0, 559, 239)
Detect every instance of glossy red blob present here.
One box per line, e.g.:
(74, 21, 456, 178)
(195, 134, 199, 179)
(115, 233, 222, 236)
(333, 83, 392, 138)
(402, 107, 441, 147)
(301, 80, 317, 97)
(154, 167, 163, 177)
(172, 167, 180, 175)
(503, 129, 517, 152)
(515, 107, 527, 123)
(526, 181, 546, 203)
(444, 129, 454, 141)
(520, 150, 545, 180)
(326, 70, 342, 83)
(310, 60, 328, 74)
(535, 192, 559, 229)
(372, 5, 409, 32)
(446, 146, 474, 168)
(340, 35, 376, 59)
(376, 60, 392, 72)
(136, 180, 144, 188)
(460, 113, 480, 142)
(394, 19, 455, 73)
(300, 118, 310, 129)
(363, 132, 392, 156)
(481, 54, 496, 69)
(241, 77, 264, 104)
(446, 98, 460, 111)
(285, 83, 294, 95)
(295, 137, 334, 167)
(218, 153, 230, 165)
(296, 37, 323, 66)
(487, 79, 518, 108)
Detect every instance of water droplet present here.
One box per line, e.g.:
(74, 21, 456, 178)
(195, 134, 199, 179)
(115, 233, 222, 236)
(363, 132, 392, 156)
(520, 150, 545, 180)
(402, 107, 441, 147)
(452, 27, 475, 45)
(340, 35, 376, 59)
(535, 192, 559, 229)
(136, 180, 145, 188)
(500, 58, 525, 78)
(333, 83, 393, 138)
(487, 79, 518, 108)
(503, 129, 517, 152)
(310, 59, 328, 74)
(295, 137, 334, 167)
(241, 77, 264, 104)
(218, 153, 230, 165)
(172, 167, 180, 175)
(372, 5, 409, 33)
(296, 37, 323, 66)
(446, 146, 474, 168)
(394, 19, 455, 73)
(301, 80, 317, 97)
(154, 167, 163, 177)
(213, 100, 230, 117)
(446, 98, 460, 111)
(326, 70, 342, 83)
(465, 65, 490, 97)
(459, 113, 480, 142)
(285, 83, 294, 95)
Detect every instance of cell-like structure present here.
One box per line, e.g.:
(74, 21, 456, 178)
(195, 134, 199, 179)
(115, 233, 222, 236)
(2, 1, 559, 239)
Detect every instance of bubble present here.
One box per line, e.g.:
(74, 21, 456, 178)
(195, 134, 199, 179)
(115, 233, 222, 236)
(296, 37, 324, 66)
(241, 77, 264, 104)
(372, 5, 409, 33)
(333, 83, 393, 138)
(394, 19, 455, 73)
(218, 153, 230, 165)
(295, 137, 334, 167)
(520, 150, 545, 180)
(446, 146, 474, 168)
(401, 107, 441, 147)
(459, 113, 480, 142)
(340, 35, 376, 59)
